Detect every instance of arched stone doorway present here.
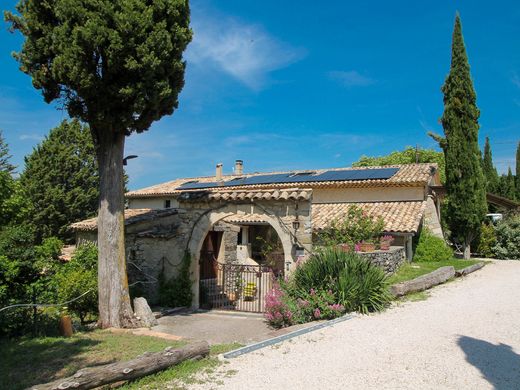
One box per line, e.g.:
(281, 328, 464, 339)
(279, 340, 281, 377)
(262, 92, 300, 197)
(183, 197, 312, 309)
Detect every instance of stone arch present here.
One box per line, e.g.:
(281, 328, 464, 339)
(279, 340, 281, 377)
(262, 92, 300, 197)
(185, 204, 300, 308)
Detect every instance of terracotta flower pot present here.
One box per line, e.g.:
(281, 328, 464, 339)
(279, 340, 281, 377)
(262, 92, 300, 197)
(380, 243, 391, 251)
(359, 242, 376, 252)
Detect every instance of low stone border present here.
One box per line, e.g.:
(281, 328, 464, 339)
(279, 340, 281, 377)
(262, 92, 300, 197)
(221, 315, 354, 359)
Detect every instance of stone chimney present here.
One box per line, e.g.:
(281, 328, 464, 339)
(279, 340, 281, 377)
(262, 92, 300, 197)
(235, 160, 243, 175)
(216, 163, 223, 181)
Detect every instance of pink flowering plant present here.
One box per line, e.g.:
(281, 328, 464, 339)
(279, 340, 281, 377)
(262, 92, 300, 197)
(265, 282, 345, 328)
(264, 282, 295, 328)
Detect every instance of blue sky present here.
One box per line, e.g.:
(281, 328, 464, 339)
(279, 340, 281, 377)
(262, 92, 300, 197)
(1, 1, 519, 190)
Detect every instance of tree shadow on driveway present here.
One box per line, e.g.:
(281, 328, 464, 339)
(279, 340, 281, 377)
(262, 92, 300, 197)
(458, 335, 520, 389)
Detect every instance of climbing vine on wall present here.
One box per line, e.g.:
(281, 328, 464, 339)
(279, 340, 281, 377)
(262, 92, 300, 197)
(158, 251, 193, 308)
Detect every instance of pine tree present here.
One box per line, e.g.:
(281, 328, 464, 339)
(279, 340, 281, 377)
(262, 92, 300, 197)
(429, 14, 487, 259)
(481, 137, 499, 193)
(0, 130, 16, 174)
(20, 120, 99, 243)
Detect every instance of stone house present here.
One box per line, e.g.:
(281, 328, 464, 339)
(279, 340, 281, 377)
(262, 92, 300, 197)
(71, 161, 442, 311)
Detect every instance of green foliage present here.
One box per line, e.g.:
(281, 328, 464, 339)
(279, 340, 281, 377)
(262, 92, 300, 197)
(481, 137, 499, 193)
(54, 244, 98, 323)
(492, 214, 520, 260)
(0, 228, 63, 338)
(159, 252, 193, 308)
(20, 120, 99, 243)
(476, 223, 497, 258)
(429, 15, 487, 253)
(6, 0, 192, 134)
(0, 129, 16, 174)
(291, 249, 392, 314)
(413, 228, 453, 262)
(516, 142, 520, 200)
(497, 168, 516, 200)
(318, 205, 385, 247)
(353, 146, 446, 182)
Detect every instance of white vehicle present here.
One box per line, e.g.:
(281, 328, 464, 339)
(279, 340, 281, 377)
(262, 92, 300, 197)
(486, 213, 503, 223)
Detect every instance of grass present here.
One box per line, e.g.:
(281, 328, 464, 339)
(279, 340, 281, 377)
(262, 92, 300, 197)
(0, 330, 242, 390)
(387, 259, 482, 285)
(119, 343, 242, 389)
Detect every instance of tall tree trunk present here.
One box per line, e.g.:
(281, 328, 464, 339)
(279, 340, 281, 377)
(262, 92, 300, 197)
(95, 130, 138, 328)
(463, 242, 471, 260)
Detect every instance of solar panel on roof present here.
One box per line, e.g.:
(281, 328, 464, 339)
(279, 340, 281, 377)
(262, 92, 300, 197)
(175, 167, 399, 190)
(177, 181, 219, 190)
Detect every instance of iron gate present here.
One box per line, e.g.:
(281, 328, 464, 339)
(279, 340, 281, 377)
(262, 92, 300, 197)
(200, 258, 274, 313)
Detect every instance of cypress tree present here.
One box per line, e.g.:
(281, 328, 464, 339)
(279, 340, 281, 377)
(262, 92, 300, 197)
(515, 142, 520, 200)
(429, 14, 487, 259)
(504, 167, 516, 200)
(481, 137, 499, 193)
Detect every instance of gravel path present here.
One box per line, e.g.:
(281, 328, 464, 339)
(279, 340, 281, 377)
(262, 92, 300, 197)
(192, 260, 520, 390)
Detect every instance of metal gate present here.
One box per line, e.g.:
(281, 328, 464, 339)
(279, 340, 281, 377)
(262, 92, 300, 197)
(200, 258, 274, 313)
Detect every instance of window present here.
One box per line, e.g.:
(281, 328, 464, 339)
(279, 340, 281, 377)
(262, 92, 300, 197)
(164, 199, 171, 208)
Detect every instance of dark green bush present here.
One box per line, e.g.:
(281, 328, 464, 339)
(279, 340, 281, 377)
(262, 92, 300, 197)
(158, 252, 193, 308)
(291, 248, 392, 314)
(493, 214, 520, 260)
(413, 228, 453, 262)
(54, 243, 98, 323)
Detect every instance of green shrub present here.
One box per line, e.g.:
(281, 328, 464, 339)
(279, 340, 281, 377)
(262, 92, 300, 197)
(476, 223, 497, 258)
(318, 205, 384, 247)
(158, 252, 193, 308)
(291, 248, 392, 314)
(54, 243, 98, 323)
(492, 214, 520, 260)
(413, 228, 453, 262)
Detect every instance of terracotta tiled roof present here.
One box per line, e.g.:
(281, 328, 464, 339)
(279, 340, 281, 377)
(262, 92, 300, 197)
(126, 163, 438, 198)
(178, 188, 312, 202)
(312, 201, 427, 233)
(223, 214, 269, 224)
(70, 208, 178, 231)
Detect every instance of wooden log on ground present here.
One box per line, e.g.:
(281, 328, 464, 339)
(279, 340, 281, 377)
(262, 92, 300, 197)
(390, 266, 455, 297)
(455, 262, 485, 277)
(29, 341, 210, 390)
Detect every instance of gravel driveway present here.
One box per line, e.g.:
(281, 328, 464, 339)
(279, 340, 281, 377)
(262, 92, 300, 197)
(193, 260, 520, 390)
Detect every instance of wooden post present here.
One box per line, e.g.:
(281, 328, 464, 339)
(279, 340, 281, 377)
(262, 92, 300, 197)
(59, 315, 73, 337)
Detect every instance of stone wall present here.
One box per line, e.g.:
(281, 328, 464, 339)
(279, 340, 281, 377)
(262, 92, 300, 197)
(75, 196, 313, 308)
(358, 246, 406, 274)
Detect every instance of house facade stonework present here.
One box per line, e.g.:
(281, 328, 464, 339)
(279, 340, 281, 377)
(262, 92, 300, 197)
(71, 162, 442, 308)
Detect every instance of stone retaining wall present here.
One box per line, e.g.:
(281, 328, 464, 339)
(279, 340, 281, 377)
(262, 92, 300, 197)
(358, 246, 406, 274)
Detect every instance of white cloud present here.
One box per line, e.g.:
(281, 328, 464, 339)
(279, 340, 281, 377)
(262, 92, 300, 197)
(19, 133, 44, 141)
(511, 72, 520, 88)
(328, 70, 375, 88)
(186, 8, 306, 90)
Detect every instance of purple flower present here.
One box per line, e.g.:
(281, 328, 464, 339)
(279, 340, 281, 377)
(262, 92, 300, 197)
(310, 288, 316, 296)
(313, 308, 321, 319)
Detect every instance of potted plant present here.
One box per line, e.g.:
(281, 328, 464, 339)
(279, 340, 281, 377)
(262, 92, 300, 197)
(358, 240, 376, 252)
(379, 235, 394, 250)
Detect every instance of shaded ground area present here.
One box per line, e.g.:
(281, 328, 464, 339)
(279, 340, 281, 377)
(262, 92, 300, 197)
(153, 310, 318, 345)
(188, 260, 520, 390)
(0, 330, 184, 390)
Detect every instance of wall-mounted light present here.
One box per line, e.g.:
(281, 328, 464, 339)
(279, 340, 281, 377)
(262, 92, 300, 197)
(292, 220, 300, 231)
